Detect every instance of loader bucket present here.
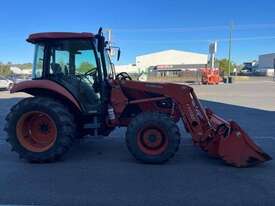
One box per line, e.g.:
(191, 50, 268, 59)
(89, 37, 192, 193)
(218, 121, 272, 167)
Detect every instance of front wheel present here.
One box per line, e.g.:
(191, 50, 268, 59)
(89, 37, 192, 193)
(126, 112, 180, 164)
(5, 97, 76, 163)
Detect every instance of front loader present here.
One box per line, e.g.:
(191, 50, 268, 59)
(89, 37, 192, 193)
(4, 28, 271, 167)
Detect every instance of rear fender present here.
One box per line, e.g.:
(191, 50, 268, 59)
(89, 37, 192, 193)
(11, 80, 82, 111)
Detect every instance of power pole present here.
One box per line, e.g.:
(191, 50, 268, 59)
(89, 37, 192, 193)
(209, 41, 217, 69)
(228, 22, 233, 77)
(104, 29, 115, 57)
(106, 29, 112, 46)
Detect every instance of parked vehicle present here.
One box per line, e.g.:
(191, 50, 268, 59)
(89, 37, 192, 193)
(0, 76, 14, 90)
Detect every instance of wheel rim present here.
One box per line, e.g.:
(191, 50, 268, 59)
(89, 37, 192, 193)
(137, 126, 168, 155)
(16, 111, 57, 152)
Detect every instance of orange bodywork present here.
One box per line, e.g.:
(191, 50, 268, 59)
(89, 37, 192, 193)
(109, 80, 271, 167)
(11, 80, 81, 110)
(201, 68, 222, 85)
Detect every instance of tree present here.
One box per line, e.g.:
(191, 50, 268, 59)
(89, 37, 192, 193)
(78, 62, 95, 73)
(0, 64, 13, 76)
(19, 63, 32, 70)
(217, 58, 235, 76)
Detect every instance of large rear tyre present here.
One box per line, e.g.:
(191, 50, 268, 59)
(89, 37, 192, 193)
(126, 112, 180, 164)
(5, 97, 76, 163)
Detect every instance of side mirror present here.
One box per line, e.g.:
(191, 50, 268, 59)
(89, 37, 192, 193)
(117, 49, 121, 61)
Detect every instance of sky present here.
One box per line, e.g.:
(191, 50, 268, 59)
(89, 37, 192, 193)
(0, 0, 275, 65)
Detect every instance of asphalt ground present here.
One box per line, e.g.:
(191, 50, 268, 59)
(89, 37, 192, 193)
(0, 80, 275, 206)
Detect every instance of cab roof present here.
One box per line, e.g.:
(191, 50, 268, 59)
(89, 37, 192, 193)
(27, 32, 95, 43)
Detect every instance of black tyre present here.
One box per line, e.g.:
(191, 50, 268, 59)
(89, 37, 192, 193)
(4, 97, 76, 163)
(126, 112, 180, 164)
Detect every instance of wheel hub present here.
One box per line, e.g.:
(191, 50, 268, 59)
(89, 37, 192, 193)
(148, 135, 157, 143)
(39, 123, 49, 134)
(16, 111, 57, 152)
(137, 127, 168, 155)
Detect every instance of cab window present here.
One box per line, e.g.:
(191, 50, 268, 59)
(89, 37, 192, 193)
(33, 44, 44, 79)
(49, 40, 97, 76)
(75, 50, 97, 75)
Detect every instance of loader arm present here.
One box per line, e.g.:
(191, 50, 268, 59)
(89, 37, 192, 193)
(110, 80, 271, 167)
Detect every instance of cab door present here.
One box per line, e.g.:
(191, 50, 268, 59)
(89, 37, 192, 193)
(47, 39, 101, 112)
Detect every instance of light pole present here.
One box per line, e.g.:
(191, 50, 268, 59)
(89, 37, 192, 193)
(273, 58, 275, 81)
(228, 22, 233, 78)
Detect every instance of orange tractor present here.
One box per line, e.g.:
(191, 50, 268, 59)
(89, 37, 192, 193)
(5, 28, 271, 167)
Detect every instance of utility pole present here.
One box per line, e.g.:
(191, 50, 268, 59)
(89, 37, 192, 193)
(106, 29, 112, 45)
(209, 41, 217, 69)
(103, 29, 112, 43)
(104, 29, 115, 57)
(228, 22, 233, 77)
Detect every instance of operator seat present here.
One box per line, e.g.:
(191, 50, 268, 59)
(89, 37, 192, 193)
(51, 63, 62, 75)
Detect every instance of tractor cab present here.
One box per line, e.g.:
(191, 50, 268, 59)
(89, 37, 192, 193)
(27, 30, 117, 113)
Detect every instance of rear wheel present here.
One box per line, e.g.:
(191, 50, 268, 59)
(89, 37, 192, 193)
(126, 112, 180, 164)
(5, 97, 76, 163)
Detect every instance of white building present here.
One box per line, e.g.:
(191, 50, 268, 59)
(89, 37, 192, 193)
(115, 49, 208, 74)
(10, 66, 32, 75)
(136, 49, 208, 69)
(258, 53, 275, 76)
(10, 66, 22, 74)
(115, 64, 139, 74)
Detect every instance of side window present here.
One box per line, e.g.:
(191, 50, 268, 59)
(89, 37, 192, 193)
(75, 50, 97, 74)
(33, 45, 44, 79)
(50, 50, 70, 75)
(48, 40, 98, 80)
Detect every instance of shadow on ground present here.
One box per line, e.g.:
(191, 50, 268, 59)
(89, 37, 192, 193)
(200, 100, 275, 137)
(0, 97, 275, 206)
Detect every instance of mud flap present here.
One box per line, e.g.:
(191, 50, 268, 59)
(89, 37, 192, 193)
(218, 121, 272, 167)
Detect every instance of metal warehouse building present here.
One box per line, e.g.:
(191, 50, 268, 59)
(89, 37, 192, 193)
(136, 49, 208, 69)
(258, 53, 275, 76)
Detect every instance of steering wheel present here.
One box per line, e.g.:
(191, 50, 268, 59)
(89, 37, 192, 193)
(84, 68, 97, 76)
(116, 72, 132, 81)
(75, 67, 97, 85)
